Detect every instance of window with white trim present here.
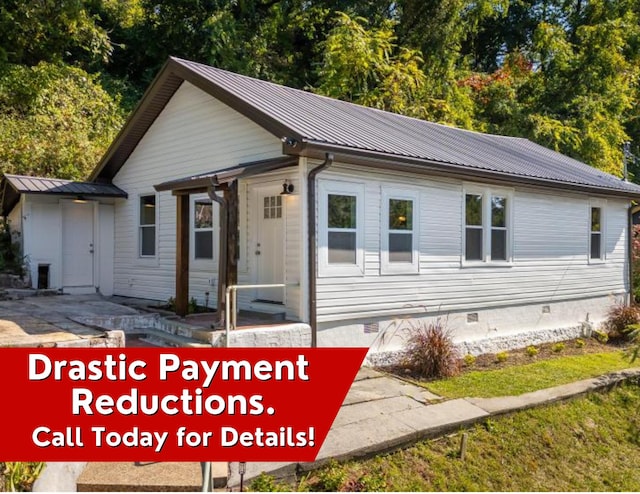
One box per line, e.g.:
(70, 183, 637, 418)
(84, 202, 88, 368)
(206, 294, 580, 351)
(139, 195, 156, 257)
(382, 188, 419, 274)
(318, 180, 364, 276)
(463, 186, 512, 264)
(194, 199, 214, 259)
(590, 204, 604, 261)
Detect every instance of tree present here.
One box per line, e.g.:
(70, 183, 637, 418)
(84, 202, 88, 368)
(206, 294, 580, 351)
(0, 0, 112, 68)
(0, 62, 124, 179)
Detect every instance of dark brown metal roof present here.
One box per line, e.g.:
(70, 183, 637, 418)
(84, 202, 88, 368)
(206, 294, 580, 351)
(91, 56, 640, 198)
(154, 156, 298, 193)
(1, 174, 127, 216)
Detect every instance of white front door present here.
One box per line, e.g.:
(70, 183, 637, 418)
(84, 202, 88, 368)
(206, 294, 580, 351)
(254, 185, 285, 303)
(62, 201, 95, 288)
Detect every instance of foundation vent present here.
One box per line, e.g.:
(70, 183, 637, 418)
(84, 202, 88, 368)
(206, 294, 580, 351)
(467, 313, 479, 323)
(364, 322, 379, 333)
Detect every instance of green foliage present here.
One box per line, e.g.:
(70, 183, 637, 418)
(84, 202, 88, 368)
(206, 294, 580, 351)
(495, 351, 509, 363)
(463, 354, 477, 366)
(1, 462, 45, 491)
(402, 319, 461, 379)
(0, 219, 23, 275)
(0, 1, 112, 67)
(526, 345, 539, 357)
(552, 342, 565, 353)
(317, 13, 428, 118)
(314, 459, 346, 491)
(0, 62, 124, 179)
(249, 472, 291, 492)
(594, 330, 610, 344)
(575, 338, 586, 348)
(0, 0, 639, 186)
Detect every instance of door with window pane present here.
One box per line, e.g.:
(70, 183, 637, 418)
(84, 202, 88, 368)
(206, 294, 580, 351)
(254, 185, 284, 303)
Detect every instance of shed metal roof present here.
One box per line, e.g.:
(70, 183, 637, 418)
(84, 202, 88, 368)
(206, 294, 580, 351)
(91, 57, 640, 198)
(1, 174, 127, 216)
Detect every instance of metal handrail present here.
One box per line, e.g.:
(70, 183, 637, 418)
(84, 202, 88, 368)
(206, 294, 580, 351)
(224, 283, 288, 347)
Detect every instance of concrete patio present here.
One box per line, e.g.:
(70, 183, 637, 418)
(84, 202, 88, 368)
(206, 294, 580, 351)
(0, 293, 138, 347)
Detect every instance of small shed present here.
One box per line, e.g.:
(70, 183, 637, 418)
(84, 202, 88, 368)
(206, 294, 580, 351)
(0, 174, 127, 294)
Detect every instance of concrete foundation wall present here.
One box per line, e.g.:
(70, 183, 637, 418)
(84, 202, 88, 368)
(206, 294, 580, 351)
(316, 294, 621, 359)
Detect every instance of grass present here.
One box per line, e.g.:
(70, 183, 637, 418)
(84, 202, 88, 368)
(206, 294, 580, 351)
(269, 382, 640, 491)
(425, 350, 640, 399)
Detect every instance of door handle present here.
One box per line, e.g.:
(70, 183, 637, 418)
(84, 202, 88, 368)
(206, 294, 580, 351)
(89, 243, 94, 254)
(255, 250, 261, 255)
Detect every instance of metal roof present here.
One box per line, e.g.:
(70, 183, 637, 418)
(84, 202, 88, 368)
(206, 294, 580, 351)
(91, 56, 640, 198)
(1, 174, 127, 216)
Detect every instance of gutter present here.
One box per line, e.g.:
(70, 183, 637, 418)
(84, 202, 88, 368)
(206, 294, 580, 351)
(294, 141, 640, 200)
(307, 153, 334, 347)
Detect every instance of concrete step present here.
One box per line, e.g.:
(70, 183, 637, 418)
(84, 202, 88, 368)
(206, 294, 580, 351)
(131, 327, 212, 348)
(76, 461, 227, 492)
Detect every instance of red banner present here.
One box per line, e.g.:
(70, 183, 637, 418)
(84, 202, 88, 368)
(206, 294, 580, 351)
(0, 347, 367, 462)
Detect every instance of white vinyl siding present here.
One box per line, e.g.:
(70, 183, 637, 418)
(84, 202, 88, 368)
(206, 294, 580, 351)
(112, 81, 282, 305)
(314, 163, 628, 323)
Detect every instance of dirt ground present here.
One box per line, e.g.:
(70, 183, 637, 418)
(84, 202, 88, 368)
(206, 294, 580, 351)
(464, 336, 626, 372)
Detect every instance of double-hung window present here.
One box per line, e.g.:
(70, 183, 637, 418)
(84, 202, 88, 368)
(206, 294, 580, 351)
(318, 180, 364, 276)
(194, 198, 214, 260)
(589, 201, 605, 261)
(139, 195, 156, 257)
(463, 186, 512, 264)
(382, 188, 419, 274)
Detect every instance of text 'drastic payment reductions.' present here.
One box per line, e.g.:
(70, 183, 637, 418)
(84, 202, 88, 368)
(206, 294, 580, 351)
(0, 347, 366, 462)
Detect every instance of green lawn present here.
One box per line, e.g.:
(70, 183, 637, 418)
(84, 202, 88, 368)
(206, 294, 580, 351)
(275, 382, 640, 491)
(425, 350, 640, 398)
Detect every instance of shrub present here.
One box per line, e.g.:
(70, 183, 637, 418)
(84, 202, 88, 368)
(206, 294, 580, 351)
(594, 330, 609, 344)
(575, 338, 586, 348)
(495, 351, 508, 363)
(315, 460, 346, 491)
(605, 303, 640, 336)
(463, 354, 476, 366)
(526, 346, 539, 357)
(403, 319, 461, 379)
(552, 342, 565, 353)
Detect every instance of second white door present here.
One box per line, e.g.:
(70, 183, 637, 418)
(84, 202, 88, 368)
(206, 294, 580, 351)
(254, 185, 284, 303)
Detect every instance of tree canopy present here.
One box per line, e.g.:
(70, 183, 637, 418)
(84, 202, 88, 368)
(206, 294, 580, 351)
(0, 0, 638, 180)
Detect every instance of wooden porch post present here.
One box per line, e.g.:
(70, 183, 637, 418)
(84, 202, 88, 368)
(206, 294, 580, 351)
(175, 193, 190, 317)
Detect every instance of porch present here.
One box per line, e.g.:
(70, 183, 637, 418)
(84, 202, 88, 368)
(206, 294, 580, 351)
(153, 155, 307, 330)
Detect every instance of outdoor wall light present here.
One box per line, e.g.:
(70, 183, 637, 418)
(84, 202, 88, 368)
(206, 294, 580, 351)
(280, 179, 295, 195)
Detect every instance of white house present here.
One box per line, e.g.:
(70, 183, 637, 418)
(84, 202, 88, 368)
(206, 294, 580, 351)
(3, 56, 640, 355)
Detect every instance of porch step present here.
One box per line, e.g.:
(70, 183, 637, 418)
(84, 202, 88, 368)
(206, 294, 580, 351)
(130, 328, 212, 348)
(240, 308, 286, 322)
(76, 462, 227, 491)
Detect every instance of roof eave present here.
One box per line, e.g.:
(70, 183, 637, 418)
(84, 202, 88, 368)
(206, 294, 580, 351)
(296, 141, 640, 200)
